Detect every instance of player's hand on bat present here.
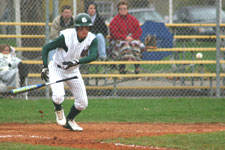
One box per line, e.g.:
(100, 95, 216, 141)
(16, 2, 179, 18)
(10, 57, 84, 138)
(62, 59, 79, 69)
(41, 67, 49, 82)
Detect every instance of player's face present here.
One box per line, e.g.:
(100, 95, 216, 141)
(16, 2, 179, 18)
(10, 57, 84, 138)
(88, 4, 96, 17)
(77, 27, 90, 39)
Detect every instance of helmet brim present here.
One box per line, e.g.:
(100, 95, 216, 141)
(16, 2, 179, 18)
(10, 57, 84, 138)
(75, 23, 93, 27)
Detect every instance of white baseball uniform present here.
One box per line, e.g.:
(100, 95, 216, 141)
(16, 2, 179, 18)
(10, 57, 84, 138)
(49, 28, 96, 111)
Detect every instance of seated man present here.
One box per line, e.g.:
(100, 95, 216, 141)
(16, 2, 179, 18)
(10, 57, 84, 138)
(109, 0, 144, 74)
(0, 44, 28, 93)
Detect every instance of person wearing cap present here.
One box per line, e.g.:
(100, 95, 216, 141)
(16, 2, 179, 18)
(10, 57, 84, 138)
(41, 13, 98, 131)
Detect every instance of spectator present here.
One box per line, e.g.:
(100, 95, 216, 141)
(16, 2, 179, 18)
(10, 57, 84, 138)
(48, 5, 74, 61)
(0, 44, 28, 92)
(86, 2, 108, 60)
(109, 0, 144, 74)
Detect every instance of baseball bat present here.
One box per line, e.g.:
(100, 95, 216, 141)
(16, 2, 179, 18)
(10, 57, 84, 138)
(10, 76, 78, 94)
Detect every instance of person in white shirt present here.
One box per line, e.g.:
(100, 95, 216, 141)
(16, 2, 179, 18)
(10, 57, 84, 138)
(0, 44, 28, 93)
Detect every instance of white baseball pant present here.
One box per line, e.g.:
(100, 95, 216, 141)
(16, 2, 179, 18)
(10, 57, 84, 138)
(48, 61, 88, 111)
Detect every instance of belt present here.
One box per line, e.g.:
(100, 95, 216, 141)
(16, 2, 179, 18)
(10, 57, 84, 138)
(57, 64, 67, 70)
(57, 64, 62, 68)
(57, 64, 77, 70)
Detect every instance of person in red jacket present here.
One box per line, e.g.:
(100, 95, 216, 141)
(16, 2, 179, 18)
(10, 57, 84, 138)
(109, 0, 144, 74)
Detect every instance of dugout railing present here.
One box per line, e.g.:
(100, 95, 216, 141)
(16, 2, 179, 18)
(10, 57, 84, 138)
(1, 22, 225, 97)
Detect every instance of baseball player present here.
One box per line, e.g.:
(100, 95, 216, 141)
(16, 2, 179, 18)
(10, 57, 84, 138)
(41, 13, 98, 131)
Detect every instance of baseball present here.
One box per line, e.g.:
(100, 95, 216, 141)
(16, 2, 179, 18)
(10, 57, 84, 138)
(196, 53, 203, 59)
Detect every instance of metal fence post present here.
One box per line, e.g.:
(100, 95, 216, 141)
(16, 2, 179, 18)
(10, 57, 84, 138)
(216, 0, 221, 97)
(45, 0, 50, 98)
(53, 0, 59, 19)
(73, 0, 77, 16)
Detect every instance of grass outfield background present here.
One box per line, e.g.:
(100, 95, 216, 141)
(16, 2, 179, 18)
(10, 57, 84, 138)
(0, 97, 225, 123)
(0, 97, 225, 149)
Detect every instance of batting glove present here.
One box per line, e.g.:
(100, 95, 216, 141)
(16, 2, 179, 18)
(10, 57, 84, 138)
(41, 67, 49, 82)
(62, 59, 79, 69)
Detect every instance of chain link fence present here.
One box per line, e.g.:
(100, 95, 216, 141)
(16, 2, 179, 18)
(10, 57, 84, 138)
(0, 0, 225, 98)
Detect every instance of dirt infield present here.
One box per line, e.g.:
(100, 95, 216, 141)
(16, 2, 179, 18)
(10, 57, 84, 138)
(0, 123, 225, 150)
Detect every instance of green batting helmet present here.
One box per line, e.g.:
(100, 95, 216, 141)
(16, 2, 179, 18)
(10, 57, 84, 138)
(74, 13, 92, 27)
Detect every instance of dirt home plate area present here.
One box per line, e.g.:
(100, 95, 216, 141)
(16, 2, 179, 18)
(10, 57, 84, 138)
(0, 123, 225, 150)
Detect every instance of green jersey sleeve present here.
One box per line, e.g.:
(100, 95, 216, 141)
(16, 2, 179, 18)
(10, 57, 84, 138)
(42, 35, 67, 67)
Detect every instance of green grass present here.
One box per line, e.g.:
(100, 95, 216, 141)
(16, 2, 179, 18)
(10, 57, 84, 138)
(0, 142, 86, 150)
(104, 131, 225, 150)
(1, 97, 225, 149)
(0, 98, 225, 123)
(0, 39, 16, 47)
(175, 40, 217, 48)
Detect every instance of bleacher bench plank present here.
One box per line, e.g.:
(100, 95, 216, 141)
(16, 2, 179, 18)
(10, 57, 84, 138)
(14, 47, 225, 52)
(22, 60, 225, 65)
(27, 73, 225, 78)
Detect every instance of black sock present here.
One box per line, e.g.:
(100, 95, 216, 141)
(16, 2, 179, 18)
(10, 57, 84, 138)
(53, 102, 62, 111)
(67, 105, 81, 120)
